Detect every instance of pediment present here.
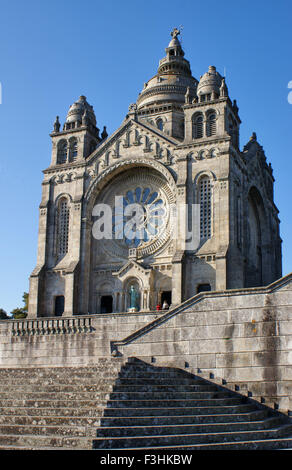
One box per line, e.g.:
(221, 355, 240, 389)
(88, 118, 178, 171)
(113, 259, 153, 283)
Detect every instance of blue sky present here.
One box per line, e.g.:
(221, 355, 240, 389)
(0, 0, 291, 313)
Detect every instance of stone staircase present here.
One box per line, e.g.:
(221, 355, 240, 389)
(1, 357, 292, 451)
(0, 359, 124, 450)
(93, 358, 292, 451)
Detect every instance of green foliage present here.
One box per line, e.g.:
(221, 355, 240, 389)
(22, 292, 29, 312)
(0, 309, 9, 319)
(11, 308, 27, 319)
(10, 292, 29, 319)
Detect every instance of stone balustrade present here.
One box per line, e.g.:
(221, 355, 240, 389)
(11, 317, 93, 336)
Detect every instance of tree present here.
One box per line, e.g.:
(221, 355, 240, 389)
(0, 309, 9, 320)
(11, 308, 27, 319)
(22, 292, 29, 312)
(11, 292, 29, 319)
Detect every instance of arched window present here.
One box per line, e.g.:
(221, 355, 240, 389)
(192, 113, 204, 139)
(57, 140, 68, 164)
(56, 198, 70, 258)
(199, 177, 212, 239)
(157, 119, 163, 131)
(206, 113, 216, 137)
(69, 138, 78, 162)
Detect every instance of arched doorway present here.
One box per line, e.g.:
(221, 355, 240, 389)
(55, 296, 64, 317)
(161, 291, 171, 307)
(100, 295, 113, 313)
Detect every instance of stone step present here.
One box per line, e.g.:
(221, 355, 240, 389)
(0, 390, 233, 401)
(0, 391, 112, 401)
(0, 399, 107, 408)
(103, 403, 257, 417)
(106, 397, 244, 408)
(0, 363, 123, 374)
(0, 407, 105, 418)
(0, 414, 102, 427)
(108, 391, 234, 400)
(115, 377, 210, 385)
(0, 433, 92, 449)
(0, 378, 115, 393)
(100, 409, 269, 427)
(0, 374, 118, 384)
(92, 424, 292, 449)
(0, 409, 269, 429)
(0, 370, 121, 380)
(0, 397, 245, 410)
(112, 384, 220, 393)
(0, 423, 95, 438)
(96, 416, 282, 438)
(0, 444, 72, 450)
(93, 437, 292, 451)
(118, 371, 199, 379)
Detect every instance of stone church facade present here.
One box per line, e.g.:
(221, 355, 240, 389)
(28, 29, 282, 318)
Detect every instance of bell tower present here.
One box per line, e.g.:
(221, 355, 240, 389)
(50, 95, 107, 166)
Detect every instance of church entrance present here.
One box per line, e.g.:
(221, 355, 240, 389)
(161, 291, 171, 308)
(100, 295, 113, 313)
(55, 296, 64, 316)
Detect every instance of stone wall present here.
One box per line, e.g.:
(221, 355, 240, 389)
(0, 312, 159, 368)
(1, 274, 292, 412)
(115, 274, 292, 412)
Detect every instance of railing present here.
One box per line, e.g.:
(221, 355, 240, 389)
(11, 317, 93, 336)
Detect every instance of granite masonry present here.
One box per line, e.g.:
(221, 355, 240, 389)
(0, 29, 291, 450)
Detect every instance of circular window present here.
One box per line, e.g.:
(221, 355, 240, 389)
(94, 168, 174, 258)
(112, 187, 167, 247)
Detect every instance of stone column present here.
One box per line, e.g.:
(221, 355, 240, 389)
(64, 273, 74, 317)
(78, 217, 92, 314)
(28, 181, 51, 318)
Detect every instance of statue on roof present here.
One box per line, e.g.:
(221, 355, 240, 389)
(171, 27, 180, 40)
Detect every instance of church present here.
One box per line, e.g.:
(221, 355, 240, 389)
(1, 29, 292, 450)
(28, 28, 282, 318)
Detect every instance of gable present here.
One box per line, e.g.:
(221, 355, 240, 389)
(87, 119, 178, 171)
(113, 260, 152, 280)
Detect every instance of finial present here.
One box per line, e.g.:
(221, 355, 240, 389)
(250, 132, 257, 141)
(53, 116, 60, 133)
(128, 103, 137, 113)
(82, 109, 89, 126)
(171, 27, 180, 40)
(220, 77, 228, 97)
(101, 126, 108, 140)
(185, 87, 190, 104)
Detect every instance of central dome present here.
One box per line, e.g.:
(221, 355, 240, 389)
(137, 30, 198, 110)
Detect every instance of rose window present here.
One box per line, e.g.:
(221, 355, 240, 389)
(112, 187, 167, 247)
